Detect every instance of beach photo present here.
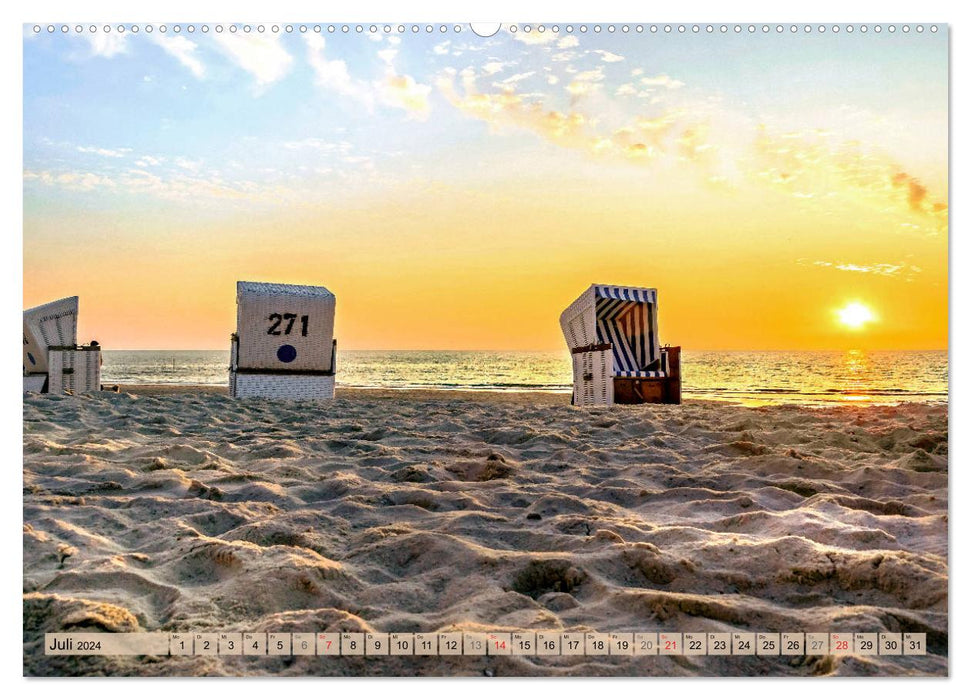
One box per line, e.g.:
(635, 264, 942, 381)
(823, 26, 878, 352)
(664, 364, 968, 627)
(22, 21, 947, 677)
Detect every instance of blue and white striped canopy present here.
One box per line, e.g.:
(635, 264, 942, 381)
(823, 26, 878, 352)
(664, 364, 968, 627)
(593, 286, 660, 376)
(594, 285, 657, 304)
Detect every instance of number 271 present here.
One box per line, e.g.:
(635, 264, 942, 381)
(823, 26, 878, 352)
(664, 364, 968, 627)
(268, 313, 309, 336)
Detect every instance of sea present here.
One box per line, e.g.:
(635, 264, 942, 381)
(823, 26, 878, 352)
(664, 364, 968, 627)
(100, 349, 948, 406)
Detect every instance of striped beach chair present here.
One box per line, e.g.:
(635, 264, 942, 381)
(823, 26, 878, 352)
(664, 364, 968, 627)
(229, 281, 337, 402)
(23, 296, 102, 394)
(560, 284, 681, 406)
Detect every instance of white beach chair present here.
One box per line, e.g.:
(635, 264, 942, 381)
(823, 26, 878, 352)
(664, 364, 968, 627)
(229, 281, 337, 402)
(560, 284, 681, 406)
(23, 296, 102, 394)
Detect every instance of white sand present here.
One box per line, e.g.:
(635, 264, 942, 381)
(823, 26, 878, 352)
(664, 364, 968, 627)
(23, 388, 947, 676)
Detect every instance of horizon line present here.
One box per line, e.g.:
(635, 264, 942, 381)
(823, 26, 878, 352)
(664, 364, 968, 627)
(102, 347, 950, 353)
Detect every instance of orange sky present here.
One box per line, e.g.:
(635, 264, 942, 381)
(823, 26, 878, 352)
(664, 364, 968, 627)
(24, 171, 948, 351)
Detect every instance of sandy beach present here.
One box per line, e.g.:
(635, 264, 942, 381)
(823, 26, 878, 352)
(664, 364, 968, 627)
(23, 388, 947, 676)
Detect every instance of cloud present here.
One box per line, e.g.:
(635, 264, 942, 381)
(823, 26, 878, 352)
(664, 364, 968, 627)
(594, 50, 625, 63)
(676, 126, 715, 164)
(513, 31, 557, 45)
(25, 166, 298, 205)
(304, 35, 431, 118)
(753, 126, 948, 226)
(135, 155, 164, 167)
(892, 172, 929, 212)
(84, 32, 128, 58)
(213, 33, 293, 86)
(379, 73, 432, 117)
(77, 146, 131, 158)
(174, 157, 202, 172)
(438, 58, 944, 232)
(151, 35, 205, 79)
(304, 34, 371, 105)
(281, 138, 352, 154)
(809, 260, 923, 278)
(565, 67, 605, 96)
(557, 36, 579, 49)
(438, 69, 694, 165)
(437, 72, 587, 148)
(24, 170, 116, 191)
(640, 75, 685, 89)
(498, 71, 535, 86)
(482, 61, 505, 75)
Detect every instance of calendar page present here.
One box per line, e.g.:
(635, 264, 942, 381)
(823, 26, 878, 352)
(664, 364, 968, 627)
(21, 9, 949, 681)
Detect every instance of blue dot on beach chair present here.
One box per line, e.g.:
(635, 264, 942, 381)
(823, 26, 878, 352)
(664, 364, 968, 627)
(277, 344, 297, 363)
(28, 352, 36, 365)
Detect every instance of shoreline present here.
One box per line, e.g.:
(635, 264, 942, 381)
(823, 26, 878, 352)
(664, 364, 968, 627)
(103, 383, 947, 408)
(110, 384, 570, 405)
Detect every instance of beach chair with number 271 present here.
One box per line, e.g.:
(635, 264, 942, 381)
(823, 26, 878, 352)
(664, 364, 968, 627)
(560, 284, 681, 406)
(229, 281, 337, 402)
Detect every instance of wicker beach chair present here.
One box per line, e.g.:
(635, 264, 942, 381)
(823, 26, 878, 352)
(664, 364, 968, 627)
(560, 284, 681, 406)
(229, 281, 337, 401)
(23, 296, 102, 394)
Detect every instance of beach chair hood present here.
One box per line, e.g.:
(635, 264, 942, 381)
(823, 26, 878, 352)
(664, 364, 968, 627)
(23, 296, 79, 375)
(235, 281, 337, 373)
(560, 284, 661, 375)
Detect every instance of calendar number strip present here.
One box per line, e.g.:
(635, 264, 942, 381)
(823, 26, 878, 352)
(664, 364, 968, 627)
(44, 631, 928, 656)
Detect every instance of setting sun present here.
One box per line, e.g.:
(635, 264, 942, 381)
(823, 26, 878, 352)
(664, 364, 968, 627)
(836, 302, 876, 330)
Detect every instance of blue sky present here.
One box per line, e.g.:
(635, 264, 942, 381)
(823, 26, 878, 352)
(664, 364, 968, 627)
(24, 25, 948, 215)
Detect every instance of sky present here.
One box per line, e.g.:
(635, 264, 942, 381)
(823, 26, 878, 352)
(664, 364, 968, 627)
(22, 24, 948, 351)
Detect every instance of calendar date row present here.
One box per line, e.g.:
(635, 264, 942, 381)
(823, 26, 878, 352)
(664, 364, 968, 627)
(45, 631, 927, 657)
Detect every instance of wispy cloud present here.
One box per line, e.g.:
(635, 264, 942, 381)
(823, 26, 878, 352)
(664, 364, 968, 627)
(379, 72, 432, 117)
(438, 70, 587, 146)
(565, 67, 605, 96)
(437, 67, 698, 165)
(513, 31, 557, 46)
(304, 33, 372, 104)
(593, 50, 624, 63)
(173, 157, 203, 172)
(497, 71, 535, 86)
(152, 35, 205, 79)
(753, 127, 948, 228)
(77, 146, 131, 158)
(24, 148, 394, 207)
(281, 138, 352, 154)
(84, 32, 128, 58)
(135, 155, 164, 167)
(806, 260, 924, 281)
(304, 35, 431, 118)
(24, 170, 116, 190)
(212, 33, 293, 87)
(640, 75, 685, 89)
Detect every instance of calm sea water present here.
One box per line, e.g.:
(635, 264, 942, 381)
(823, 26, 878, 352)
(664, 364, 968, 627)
(100, 350, 947, 405)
